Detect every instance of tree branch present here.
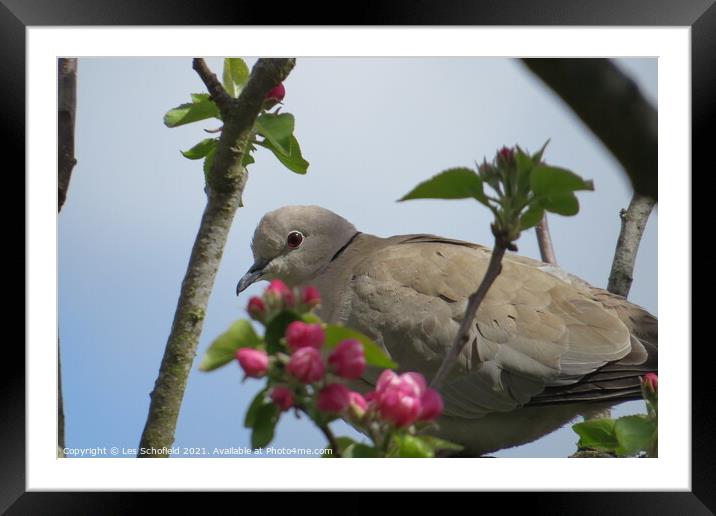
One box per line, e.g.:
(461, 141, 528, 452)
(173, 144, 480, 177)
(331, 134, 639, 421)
(317, 421, 342, 458)
(192, 58, 233, 113)
(58, 58, 77, 211)
(57, 57, 77, 458)
(607, 193, 656, 297)
(535, 214, 557, 265)
(430, 242, 507, 390)
(138, 58, 296, 457)
(522, 59, 657, 201)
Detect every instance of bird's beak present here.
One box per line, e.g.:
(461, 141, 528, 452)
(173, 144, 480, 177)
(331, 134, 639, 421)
(236, 261, 268, 295)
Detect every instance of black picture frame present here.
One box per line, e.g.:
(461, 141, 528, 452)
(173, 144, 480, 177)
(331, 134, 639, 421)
(6, 0, 709, 512)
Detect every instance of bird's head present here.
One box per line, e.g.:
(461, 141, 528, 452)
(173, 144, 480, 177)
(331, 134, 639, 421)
(236, 205, 358, 295)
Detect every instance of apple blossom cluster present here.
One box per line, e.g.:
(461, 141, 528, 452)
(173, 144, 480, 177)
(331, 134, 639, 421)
(231, 280, 450, 457)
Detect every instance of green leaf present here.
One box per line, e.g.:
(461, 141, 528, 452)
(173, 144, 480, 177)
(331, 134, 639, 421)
(299, 313, 322, 324)
(614, 415, 657, 457)
(515, 146, 535, 196)
(343, 443, 382, 458)
(519, 203, 545, 230)
(540, 192, 579, 216)
(257, 135, 309, 175)
(531, 165, 594, 197)
(222, 58, 250, 98)
(264, 311, 301, 354)
(324, 325, 397, 369)
(228, 58, 250, 88)
(203, 145, 217, 179)
(399, 168, 488, 205)
(395, 434, 434, 458)
(190, 93, 210, 103)
(222, 60, 237, 98)
(572, 418, 619, 451)
(242, 144, 256, 167)
(532, 139, 550, 164)
(251, 403, 280, 449)
(181, 138, 217, 160)
(244, 388, 269, 428)
(199, 320, 263, 372)
(417, 435, 464, 453)
(164, 94, 221, 128)
(255, 113, 295, 155)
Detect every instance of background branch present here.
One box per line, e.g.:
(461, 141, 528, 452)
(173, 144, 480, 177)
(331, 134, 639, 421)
(138, 58, 296, 457)
(535, 214, 557, 265)
(522, 59, 657, 201)
(57, 57, 77, 458)
(607, 193, 656, 297)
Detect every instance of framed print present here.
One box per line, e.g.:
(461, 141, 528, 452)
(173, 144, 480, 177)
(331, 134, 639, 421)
(7, 0, 711, 512)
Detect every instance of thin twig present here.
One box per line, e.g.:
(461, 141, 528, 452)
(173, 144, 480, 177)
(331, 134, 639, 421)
(535, 214, 557, 264)
(607, 193, 656, 297)
(522, 59, 657, 201)
(317, 421, 342, 458)
(138, 58, 296, 457)
(430, 242, 507, 390)
(192, 58, 233, 113)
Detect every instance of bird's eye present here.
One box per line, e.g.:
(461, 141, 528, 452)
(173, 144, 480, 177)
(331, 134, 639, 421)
(287, 231, 304, 249)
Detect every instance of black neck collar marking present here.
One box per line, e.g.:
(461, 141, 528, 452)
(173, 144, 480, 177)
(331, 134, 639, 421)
(330, 232, 361, 263)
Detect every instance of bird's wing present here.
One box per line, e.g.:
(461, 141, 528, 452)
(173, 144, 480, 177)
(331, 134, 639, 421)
(343, 235, 635, 419)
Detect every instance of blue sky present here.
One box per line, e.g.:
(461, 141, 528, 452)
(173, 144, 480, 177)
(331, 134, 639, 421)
(59, 57, 657, 458)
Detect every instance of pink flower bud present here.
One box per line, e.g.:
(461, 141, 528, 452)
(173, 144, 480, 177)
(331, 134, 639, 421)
(317, 383, 352, 413)
(247, 296, 266, 322)
(349, 391, 368, 412)
(377, 388, 422, 428)
(270, 386, 294, 412)
(285, 321, 325, 352)
(286, 347, 325, 384)
(374, 370, 429, 427)
(235, 348, 269, 378)
(418, 388, 444, 421)
(641, 373, 658, 393)
(376, 370, 426, 398)
(328, 339, 366, 379)
(265, 83, 286, 102)
(498, 145, 514, 163)
(301, 285, 321, 308)
(265, 279, 295, 308)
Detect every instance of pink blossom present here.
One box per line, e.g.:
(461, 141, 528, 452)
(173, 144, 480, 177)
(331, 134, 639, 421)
(265, 279, 294, 307)
(247, 296, 266, 322)
(418, 388, 444, 421)
(301, 285, 321, 308)
(286, 347, 325, 384)
(270, 386, 294, 412)
(641, 373, 658, 393)
(235, 348, 269, 378)
(377, 388, 423, 428)
(349, 391, 368, 412)
(285, 321, 325, 352)
(498, 145, 514, 164)
(376, 370, 426, 398)
(328, 339, 366, 379)
(374, 370, 429, 427)
(265, 83, 286, 102)
(317, 383, 352, 413)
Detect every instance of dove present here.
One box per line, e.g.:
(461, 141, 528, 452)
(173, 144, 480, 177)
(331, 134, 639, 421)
(236, 205, 658, 456)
